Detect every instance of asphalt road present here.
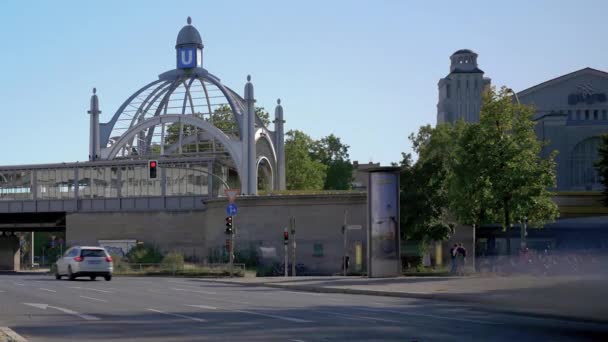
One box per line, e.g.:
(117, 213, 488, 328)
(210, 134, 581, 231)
(0, 274, 606, 341)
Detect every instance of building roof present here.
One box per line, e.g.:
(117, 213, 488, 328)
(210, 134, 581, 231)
(176, 19, 203, 48)
(451, 49, 475, 56)
(517, 67, 608, 98)
(450, 67, 484, 74)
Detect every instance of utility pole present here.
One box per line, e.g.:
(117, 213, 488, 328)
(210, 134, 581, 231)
(31, 231, 35, 269)
(343, 210, 348, 276)
(520, 217, 528, 250)
(230, 216, 235, 278)
(291, 217, 296, 277)
(283, 227, 289, 277)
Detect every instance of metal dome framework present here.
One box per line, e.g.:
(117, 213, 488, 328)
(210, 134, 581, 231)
(90, 18, 285, 196)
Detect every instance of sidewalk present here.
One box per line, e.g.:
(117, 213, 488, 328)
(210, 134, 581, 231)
(203, 274, 608, 323)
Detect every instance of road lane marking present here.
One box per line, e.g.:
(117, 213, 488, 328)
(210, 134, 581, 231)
(24, 303, 100, 321)
(323, 310, 401, 323)
(235, 310, 312, 323)
(147, 308, 206, 322)
(39, 288, 57, 293)
(0, 290, 5, 293)
(170, 287, 217, 295)
(353, 307, 500, 325)
(69, 286, 113, 293)
(187, 304, 218, 310)
(80, 295, 108, 303)
(12, 282, 25, 286)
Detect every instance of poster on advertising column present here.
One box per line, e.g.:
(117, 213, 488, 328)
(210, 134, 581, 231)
(367, 167, 401, 277)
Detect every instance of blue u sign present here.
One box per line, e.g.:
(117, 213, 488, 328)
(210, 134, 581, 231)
(177, 47, 197, 69)
(226, 203, 238, 216)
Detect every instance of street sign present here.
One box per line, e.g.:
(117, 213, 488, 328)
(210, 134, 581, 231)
(224, 189, 240, 203)
(226, 203, 238, 216)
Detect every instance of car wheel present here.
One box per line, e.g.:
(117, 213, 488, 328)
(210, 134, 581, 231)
(55, 270, 62, 280)
(90, 276, 96, 281)
(104, 275, 112, 281)
(68, 266, 75, 281)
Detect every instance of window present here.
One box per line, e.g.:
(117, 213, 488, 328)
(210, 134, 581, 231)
(585, 110, 590, 120)
(603, 110, 607, 120)
(313, 243, 324, 257)
(594, 110, 599, 120)
(568, 110, 572, 119)
(81, 249, 107, 257)
(446, 84, 451, 98)
(577, 110, 581, 120)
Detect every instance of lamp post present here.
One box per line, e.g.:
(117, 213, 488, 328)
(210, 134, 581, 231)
(520, 217, 528, 250)
(506, 88, 521, 105)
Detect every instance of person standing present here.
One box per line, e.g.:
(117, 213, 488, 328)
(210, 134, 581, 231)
(457, 243, 467, 275)
(450, 244, 458, 274)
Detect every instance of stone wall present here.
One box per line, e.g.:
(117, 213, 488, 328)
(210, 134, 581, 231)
(66, 193, 367, 275)
(0, 235, 20, 271)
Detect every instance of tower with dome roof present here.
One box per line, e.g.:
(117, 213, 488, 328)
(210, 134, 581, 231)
(88, 17, 285, 196)
(436, 49, 491, 124)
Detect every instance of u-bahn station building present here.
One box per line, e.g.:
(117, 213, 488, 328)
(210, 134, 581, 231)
(438, 49, 608, 255)
(0, 19, 368, 272)
(1, 23, 607, 271)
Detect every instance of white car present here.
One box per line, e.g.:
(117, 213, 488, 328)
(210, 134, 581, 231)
(55, 246, 113, 281)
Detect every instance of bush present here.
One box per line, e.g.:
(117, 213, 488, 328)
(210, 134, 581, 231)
(126, 244, 163, 264)
(111, 254, 130, 272)
(161, 252, 184, 271)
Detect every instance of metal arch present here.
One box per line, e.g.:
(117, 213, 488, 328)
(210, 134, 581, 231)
(256, 156, 274, 191)
(203, 74, 244, 137)
(102, 79, 164, 146)
(181, 78, 196, 115)
(254, 127, 278, 164)
(143, 80, 183, 150)
(128, 80, 173, 134)
(105, 114, 243, 176)
(124, 81, 175, 155)
(199, 78, 215, 153)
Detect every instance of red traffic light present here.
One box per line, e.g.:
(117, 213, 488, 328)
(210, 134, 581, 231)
(283, 231, 289, 240)
(226, 216, 233, 227)
(148, 160, 158, 179)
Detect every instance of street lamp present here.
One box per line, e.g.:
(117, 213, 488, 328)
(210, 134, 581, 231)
(520, 217, 528, 250)
(506, 88, 521, 105)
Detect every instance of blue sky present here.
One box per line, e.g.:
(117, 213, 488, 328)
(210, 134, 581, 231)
(1, 0, 608, 166)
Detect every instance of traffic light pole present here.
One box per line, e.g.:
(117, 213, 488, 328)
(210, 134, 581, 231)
(230, 217, 235, 278)
(283, 227, 289, 277)
(291, 217, 296, 277)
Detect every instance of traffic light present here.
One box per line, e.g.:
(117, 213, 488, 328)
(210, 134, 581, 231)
(283, 228, 289, 245)
(225, 216, 233, 235)
(148, 160, 158, 179)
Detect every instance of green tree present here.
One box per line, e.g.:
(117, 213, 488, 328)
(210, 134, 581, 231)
(311, 134, 353, 190)
(450, 87, 559, 229)
(285, 130, 327, 190)
(594, 134, 608, 205)
(400, 125, 457, 245)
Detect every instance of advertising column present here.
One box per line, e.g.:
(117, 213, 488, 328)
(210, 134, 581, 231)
(366, 167, 401, 277)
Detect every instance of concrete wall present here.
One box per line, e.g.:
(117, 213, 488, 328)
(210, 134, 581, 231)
(66, 193, 367, 275)
(0, 235, 20, 271)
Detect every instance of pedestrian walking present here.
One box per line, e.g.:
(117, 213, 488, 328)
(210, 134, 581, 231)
(457, 243, 467, 275)
(450, 244, 458, 274)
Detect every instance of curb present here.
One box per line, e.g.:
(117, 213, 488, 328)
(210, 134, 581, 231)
(0, 327, 27, 342)
(194, 279, 608, 326)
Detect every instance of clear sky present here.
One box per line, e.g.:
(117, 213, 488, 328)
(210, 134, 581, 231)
(1, 0, 608, 166)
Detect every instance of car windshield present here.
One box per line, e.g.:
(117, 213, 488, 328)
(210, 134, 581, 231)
(80, 249, 106, 258)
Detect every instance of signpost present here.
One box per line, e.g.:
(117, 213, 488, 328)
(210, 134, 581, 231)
(223, 189, 239, 277)
(290, 217, 296, 277)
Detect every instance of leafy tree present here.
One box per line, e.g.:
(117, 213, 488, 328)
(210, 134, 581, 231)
(594, 134, 608, 205)
(400, 125, 456, 245)
(450, 87, 559, 229)
(311, 134, 353, 190)
(285, 130, 327, 190)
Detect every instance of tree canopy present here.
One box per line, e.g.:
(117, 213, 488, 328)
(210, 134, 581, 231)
(285, 130, 327, 190)
(594, 134, 608, 205)
(311, 134, 353, 190)
(399, 86, 559, 246)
